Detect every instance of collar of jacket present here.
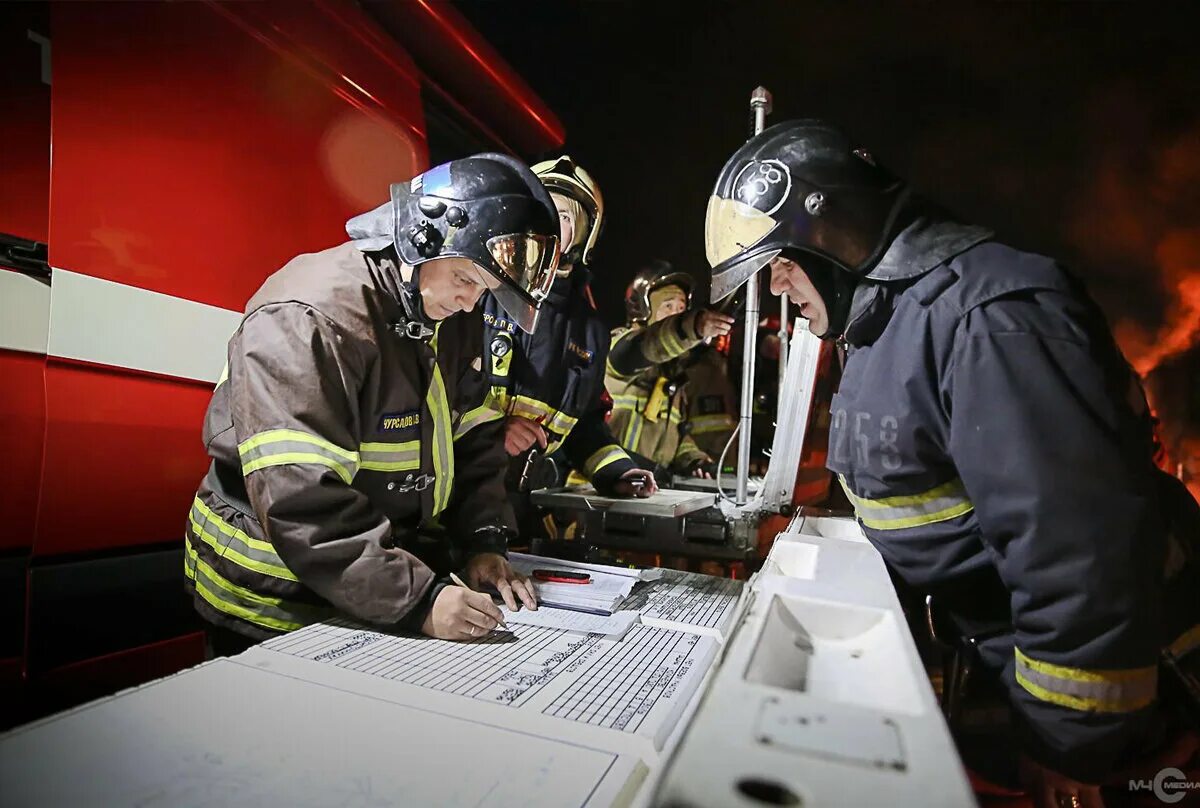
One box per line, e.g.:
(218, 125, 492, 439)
(842, 215, 993, 347)
(545, 265, 591, 309)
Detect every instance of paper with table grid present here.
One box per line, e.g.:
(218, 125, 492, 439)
(249, 617, 716, 753)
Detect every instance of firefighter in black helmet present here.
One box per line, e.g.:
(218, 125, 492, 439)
(187, 154, 558, 653)
(605, 261, 735, 477)
(481, 155, 657, 540)
(707, 119, 1200, 805)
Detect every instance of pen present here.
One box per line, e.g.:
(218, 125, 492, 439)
(449, 572, 509, 630)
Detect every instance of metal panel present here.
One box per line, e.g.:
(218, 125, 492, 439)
(47, 268, 239, 385)
(0, 269, 50, 355)
(0, 4, 50, 243)
(27, 546, 200, 672)
(34, 362, 213, 557)
(48, 0, 427, 312)
(0, 350, 46, 553)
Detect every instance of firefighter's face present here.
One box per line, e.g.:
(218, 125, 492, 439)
(419, 258, 500, 319)
(769, 256, 828, 336)
(652, 292, 688, 323)
(554, 197, 576, 255)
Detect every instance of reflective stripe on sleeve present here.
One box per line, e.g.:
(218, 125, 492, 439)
(1014, 647, 1157, 713)
(454, 402, 504, 441)
(238, 429, 358, 484)
(584, 444, 627, 477)
(839, 475, 974, 530)
(690, 413, 735, 434)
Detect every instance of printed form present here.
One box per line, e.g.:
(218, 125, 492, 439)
(627, 569, 747, 641)
(245, 618, 717, 755)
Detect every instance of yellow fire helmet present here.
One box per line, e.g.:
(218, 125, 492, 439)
(532, 155, 604, 269)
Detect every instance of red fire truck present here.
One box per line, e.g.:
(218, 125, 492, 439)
(0, 0, 563, 725)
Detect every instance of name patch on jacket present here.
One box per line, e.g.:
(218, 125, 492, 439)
(483, 312, 517, 334)
(698, 395, 726, 415)
(379, 410, 421, 432)
(567, 341, 594, 365)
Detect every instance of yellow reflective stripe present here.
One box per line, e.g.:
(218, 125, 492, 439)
(428, 325, 454, 515)
(454, 403, 503, 440)
(190, 514, 295, 581)
(547, 410, 578, 435)
(840, 475, 974, 531)
(611, 394, 641, 410)
(242, 453, 355, 485)
(690, 414, 735, 434)
(238, 429, 357, 462)
(508, 395, 555, 422)
(185, 543, 311, 633)
(188, 499, 298, 582)
(624, 412, 644, 452)
(584, 444, 627, 476)
(661, 325, 687, 357)
(359, 440, 421, 472)
(1014, 647, 1157, 713)
(1169, 624, 1200, 658)
(238, 429, 359, 483)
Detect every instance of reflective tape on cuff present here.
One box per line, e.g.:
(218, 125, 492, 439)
(840, 475, 974, 531)
(1014, 647, 1157, 713)
(584, 444, 627, 476)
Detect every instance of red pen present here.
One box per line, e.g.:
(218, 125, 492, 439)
(532, 569, 591, 584)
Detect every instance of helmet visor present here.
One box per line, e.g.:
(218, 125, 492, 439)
(485, 233, 561, 333)
(705, 195, 780, 301)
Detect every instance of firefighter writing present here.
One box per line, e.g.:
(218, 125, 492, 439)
(830, 408, 902, 472)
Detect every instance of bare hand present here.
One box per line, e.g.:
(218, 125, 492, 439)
(420, 586, 504, 641)
(613, 468, 657, 498)
(695, 310, 735, 340)
(1018, 756, 1104, 808)
(465, 552, 537, 611)
(504, 416, 548, 456)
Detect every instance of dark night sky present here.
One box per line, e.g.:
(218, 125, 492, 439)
(458, 0, 1200, 370)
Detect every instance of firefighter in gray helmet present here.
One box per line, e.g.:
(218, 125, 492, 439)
(707, 120, 1200, 805)
(185, 154, 557, 653)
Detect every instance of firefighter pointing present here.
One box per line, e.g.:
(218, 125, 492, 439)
(707, 120, 1200, 806)
(606, 261, 734, 478)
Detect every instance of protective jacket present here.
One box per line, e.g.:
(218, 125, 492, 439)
(682, 344, 737, 461)
(185, 242, 512, 640)
(606, 310, 711, 471)
(483, 267, 634, 493)
(828, 217, 1200, 780)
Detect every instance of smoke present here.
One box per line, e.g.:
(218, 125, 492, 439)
(1072, 119, 1200, 376)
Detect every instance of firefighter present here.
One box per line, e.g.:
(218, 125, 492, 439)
(482, 156, 656, 540)
(185, 154, 559, 655)
(706, 120, 1200, 806)
(605, 261, 735, 478)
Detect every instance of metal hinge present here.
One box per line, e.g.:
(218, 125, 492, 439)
(0, 232, 50, 278)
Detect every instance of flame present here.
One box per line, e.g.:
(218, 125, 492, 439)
(1115, 231, 1200, 376)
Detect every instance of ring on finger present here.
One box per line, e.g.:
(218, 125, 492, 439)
(468, 625, 477, 636)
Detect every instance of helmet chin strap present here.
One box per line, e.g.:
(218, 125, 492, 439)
(394, 262, 435, 341)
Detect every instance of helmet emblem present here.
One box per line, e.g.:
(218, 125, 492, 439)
(804, 192, 827, 216)
(732, 159, 791, 216)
